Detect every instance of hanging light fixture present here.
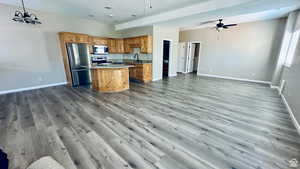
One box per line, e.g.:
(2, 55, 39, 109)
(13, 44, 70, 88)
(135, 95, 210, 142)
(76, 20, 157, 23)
(12, 0, 41, 24)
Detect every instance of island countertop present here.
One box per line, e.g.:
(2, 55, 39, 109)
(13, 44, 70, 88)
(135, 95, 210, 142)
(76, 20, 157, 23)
(90, 64, 134, 69)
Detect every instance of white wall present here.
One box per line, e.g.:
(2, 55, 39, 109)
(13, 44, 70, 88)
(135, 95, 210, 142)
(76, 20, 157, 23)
(281, 41, 300, 127)
(279, 11, 300, 129)
(179, 18, 286, 82)
(119, 26, 153, 38)
(271, 12, 300, 86)
(152, 26, 179, 81)
(0, 3, 119, 93)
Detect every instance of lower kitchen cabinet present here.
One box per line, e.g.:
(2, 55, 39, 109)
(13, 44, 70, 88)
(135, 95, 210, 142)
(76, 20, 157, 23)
(129, 63, 152, 83)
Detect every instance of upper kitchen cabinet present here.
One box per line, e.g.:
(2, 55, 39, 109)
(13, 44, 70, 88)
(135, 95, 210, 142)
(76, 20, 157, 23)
(75, 34, 90, 43)
(116, 39, 124, 53)
(124, 36, 152, 54)
(132, 37, 141, 48)
(124, 38, 133, 53)
(59, 32, 152, 54)
(62, 33, 76, 42)
(59, 32, 89, 43)
(89, 37, 108, 46)
(108, 38, 124, 54)
(140, 35, 153, 54)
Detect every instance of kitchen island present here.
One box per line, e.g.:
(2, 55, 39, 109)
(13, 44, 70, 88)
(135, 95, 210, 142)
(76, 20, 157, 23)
(90, 64, 134, 92)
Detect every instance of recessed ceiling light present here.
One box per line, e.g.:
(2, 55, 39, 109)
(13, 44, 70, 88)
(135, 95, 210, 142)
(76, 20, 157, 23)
(104, 6, 112, 10)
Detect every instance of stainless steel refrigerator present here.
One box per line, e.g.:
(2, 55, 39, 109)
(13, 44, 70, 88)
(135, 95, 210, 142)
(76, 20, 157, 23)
(66, 43, 91, 86)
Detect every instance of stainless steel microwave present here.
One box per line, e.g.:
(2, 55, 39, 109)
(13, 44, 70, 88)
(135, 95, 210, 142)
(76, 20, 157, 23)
(92, 45, 109, 55)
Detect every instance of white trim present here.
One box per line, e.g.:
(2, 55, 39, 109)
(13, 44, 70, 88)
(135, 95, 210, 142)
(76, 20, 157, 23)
(152, 78, 162, 82)
(270, 85, 280, 94)
(189, 41, 203, 44)
(0, 82, 67, 95)
(197, 73, 271, 85)
(181, 42, 202, 74)
(196, 42, 202, 74)
(281, 94, 300, 136)
(169, 74, 177, 77)
(279, 80, 286, 95)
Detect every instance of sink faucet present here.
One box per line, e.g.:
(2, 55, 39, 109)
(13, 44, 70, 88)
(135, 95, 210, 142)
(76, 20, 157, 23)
(134, 53, 140, 62)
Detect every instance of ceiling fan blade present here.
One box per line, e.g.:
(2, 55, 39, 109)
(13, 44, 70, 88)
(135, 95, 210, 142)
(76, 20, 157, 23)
(224, 24, 237, 27)
(198, 19, 219, 26)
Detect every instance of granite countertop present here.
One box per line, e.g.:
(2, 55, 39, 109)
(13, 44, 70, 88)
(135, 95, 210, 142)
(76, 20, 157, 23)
(124, 61, 152, 64)
(90, 64, 134, 69)
(110, 59, 152, 64)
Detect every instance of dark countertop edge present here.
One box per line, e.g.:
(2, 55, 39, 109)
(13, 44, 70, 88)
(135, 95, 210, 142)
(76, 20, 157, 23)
(123, 62, 152, 64)
(90, 65, 135, 69)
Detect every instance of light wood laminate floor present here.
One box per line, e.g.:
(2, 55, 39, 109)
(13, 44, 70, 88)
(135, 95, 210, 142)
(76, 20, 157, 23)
(1, 74, 300, 169)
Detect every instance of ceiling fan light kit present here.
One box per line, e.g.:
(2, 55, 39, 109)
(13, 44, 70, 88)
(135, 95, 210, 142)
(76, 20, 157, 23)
(214, 19, 237, 32)
(12, 0, 42, 25)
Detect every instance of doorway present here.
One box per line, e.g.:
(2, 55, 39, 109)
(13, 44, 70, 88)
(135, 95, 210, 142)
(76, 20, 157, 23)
(192, 43, 200, 73)
(178, 42, 201, 74)
(163, 40, 171, 77)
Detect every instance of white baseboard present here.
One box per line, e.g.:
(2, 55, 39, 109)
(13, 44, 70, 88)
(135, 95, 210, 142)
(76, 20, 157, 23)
(197, 73, 271, 85)
(0, 82, 67, 95)
(281, 94, 300, 136)
(152, 78, 162, 82)
(270, 85, 280, 94)
(169, 74, 177, 77)
(152, 74, 177, 81)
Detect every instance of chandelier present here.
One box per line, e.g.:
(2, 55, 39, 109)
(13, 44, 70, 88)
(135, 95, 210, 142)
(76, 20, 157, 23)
(12, 0, 42, 24)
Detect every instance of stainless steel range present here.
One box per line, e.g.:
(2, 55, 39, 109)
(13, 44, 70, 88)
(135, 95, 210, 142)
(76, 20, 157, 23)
(91, 55, 108, 65)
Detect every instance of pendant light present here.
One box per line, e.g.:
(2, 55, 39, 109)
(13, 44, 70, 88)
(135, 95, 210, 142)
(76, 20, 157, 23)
(144, 0, 153, 16)
(12, 0, 41, 24)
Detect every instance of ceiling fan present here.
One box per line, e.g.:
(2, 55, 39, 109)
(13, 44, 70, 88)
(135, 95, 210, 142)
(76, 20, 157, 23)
(214, 19, 237, 31)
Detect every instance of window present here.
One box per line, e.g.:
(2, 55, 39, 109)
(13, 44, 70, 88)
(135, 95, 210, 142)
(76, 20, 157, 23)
(285, 30, 300, 67)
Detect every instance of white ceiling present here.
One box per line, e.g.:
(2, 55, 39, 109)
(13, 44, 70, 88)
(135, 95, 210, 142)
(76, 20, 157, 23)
(1, 0, 299, 30)
(180, 6, 298, 31)
(0, 0, 207, 23)
(116, 0, 300, 30)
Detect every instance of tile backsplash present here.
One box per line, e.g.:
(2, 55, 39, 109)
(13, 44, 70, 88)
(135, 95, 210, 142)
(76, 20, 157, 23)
(97, 48, 152, 62)
(107, 54, 123, 62)
(107, 53, 152, 62)
(123, 48, 152, 60)
(123, 53, 152, 60)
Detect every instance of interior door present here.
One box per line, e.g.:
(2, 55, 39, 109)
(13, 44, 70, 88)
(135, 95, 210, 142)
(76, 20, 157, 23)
(163, 40, 170, 77)
(178, 42, 188, 73)
(193, 43, 200, 72)
(187, 43, 196, 73)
